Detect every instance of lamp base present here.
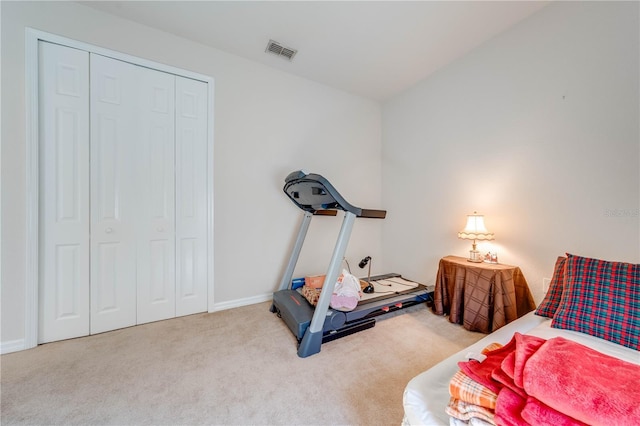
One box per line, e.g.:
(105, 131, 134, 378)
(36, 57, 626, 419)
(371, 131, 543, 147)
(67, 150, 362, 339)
(467, 250, 483, 263)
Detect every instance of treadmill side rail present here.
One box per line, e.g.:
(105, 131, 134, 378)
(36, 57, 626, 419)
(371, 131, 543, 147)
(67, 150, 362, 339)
(272, 290, 313, 339)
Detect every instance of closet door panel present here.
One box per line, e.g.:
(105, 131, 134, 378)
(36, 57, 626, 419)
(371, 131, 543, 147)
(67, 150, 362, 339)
(136, 68, 176, 325)
(38, 42, 90, 343)
(90, 54, 138, 334)
(175, 77, 208, 316)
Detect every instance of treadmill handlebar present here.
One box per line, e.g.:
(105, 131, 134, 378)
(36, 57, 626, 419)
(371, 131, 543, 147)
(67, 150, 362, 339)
(283, 170, 386, 219)
(359, 209, 387, 219)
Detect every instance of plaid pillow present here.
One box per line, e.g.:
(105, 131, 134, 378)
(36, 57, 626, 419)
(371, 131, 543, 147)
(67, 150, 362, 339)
(551, 253, 640, 350)
(535, 256, 567, 318)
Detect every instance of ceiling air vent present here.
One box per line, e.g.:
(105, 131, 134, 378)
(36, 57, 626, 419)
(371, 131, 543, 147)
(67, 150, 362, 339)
(265, 39, 297, 62)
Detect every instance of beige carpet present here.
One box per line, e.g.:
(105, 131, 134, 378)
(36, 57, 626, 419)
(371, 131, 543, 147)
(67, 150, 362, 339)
(1, 301, 483, 425)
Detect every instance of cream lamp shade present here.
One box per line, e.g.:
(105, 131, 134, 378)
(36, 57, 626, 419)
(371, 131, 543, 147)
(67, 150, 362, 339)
(458, 212, 494, 262)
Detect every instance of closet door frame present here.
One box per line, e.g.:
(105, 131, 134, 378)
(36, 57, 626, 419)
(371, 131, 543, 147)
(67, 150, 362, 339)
(24, 28, 215, 350)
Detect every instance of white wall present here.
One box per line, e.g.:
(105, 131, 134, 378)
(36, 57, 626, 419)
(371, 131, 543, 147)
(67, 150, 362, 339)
(4, 1, 638, 351)
(381, 1, 639, 302)
(1, 1, 383, 347)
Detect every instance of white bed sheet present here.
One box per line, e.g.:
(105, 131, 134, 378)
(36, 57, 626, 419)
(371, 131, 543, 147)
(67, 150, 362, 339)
(402, 312, 640, 426)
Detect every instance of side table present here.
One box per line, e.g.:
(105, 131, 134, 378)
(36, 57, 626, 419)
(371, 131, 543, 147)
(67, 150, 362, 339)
(433, 255, 536, 333)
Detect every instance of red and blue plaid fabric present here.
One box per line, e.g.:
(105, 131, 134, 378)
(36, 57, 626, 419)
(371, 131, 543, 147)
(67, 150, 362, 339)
(535, 256, 567, 318)
(551, 253, 640, 350)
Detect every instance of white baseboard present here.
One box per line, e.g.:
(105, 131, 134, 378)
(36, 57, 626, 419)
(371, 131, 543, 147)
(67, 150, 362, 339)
(210, 292, 273, 312)
(1, 339, 26, 354)
(2, 295, 273, 354)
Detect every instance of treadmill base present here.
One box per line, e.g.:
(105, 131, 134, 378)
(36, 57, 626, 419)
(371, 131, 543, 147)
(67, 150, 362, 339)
(272, 273, 433, 355)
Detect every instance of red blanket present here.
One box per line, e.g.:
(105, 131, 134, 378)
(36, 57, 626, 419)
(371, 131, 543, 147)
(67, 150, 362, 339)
(459, 333, 640, 426)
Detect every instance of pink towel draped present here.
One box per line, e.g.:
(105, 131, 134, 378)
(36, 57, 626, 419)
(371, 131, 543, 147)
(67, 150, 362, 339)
(495, 387, 587, 426)
(459, 333, 640, 426)
(458, 335, 524, 394)
(523, 336, 640, 425)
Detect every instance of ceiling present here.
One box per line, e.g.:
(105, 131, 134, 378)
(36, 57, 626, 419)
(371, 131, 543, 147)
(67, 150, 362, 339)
(81, 1, 549, 101)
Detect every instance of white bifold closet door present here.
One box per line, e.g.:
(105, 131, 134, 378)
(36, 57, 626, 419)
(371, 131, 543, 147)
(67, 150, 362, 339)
(39, 41, 209, 343)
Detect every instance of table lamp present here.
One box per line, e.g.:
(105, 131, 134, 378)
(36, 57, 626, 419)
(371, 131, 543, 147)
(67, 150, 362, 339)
(458, 211, 494, 262)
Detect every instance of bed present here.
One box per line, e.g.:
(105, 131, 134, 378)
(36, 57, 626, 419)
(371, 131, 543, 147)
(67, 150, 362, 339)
(403, 253, 640, 426)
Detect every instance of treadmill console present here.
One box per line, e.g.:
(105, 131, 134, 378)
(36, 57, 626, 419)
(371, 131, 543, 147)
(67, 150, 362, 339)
(283, 170, 386, 219)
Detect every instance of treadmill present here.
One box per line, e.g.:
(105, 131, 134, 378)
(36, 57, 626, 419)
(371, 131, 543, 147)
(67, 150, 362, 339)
(270, 170, 432, 358)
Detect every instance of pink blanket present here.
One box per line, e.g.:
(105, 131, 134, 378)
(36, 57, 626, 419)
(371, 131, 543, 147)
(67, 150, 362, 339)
(495, 387, 587, 426)
(523, 336, 640, 425)
(459, 333, 640, 426)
